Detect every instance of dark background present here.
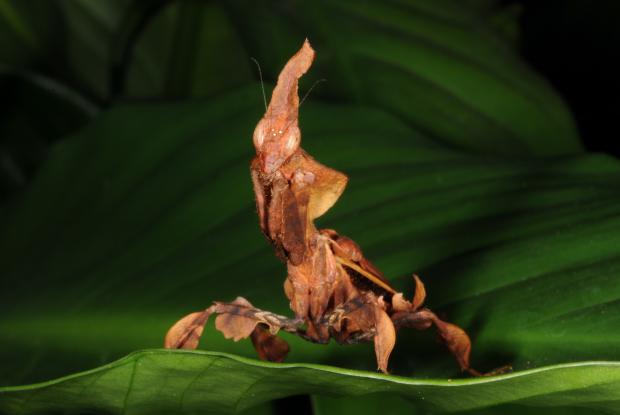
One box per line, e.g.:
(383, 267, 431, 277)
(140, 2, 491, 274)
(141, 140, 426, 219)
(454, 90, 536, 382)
(516, 0, 620, 156)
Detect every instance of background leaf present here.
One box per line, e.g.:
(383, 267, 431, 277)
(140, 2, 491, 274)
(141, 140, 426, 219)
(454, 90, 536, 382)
(0, 0, 57, 68)
(0, 71, 97, 199)
(123, 1, 253, 98)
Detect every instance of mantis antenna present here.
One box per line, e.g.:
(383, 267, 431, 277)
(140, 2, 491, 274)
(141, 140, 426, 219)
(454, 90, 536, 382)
(300, 78, 326, 106)
(250, 57, 267, 111)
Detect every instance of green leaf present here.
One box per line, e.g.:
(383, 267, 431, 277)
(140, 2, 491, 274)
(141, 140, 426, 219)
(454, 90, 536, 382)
(123, 1, 253, 98)
(1, 350, 620, 414)
(0, 0, 57, 67)
(0, 84, 619, 413)
(0, 0, 36, 48)
(0, 71, 97, 199)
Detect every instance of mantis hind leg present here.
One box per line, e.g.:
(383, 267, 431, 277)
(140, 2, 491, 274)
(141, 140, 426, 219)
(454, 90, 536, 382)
(391, 308, 511, 376)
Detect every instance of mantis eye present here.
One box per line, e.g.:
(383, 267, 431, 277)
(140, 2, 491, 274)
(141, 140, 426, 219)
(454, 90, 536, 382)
(285, 135, 296, 151)
(284, 127, 300, 152)
(253, 124, 266, 149)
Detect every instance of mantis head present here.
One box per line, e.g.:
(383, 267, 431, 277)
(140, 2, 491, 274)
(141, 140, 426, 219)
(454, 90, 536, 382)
(253, 118, 301, 174)
(252, 39, 314, 175)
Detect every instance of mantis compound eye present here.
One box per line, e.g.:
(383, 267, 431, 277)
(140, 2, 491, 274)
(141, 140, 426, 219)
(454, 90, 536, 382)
(253, 122, 267, 149)
(283, 126, 301, 153)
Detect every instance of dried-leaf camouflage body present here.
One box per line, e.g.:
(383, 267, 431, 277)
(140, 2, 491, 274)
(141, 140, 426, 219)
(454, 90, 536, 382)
(165, 39, 501, 375)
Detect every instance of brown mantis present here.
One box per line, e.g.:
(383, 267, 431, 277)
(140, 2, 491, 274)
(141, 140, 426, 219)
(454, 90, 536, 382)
(165, 39, 501, 375)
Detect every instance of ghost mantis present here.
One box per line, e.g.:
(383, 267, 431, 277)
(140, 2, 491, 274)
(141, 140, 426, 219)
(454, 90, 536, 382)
(165, 39, 507, 376)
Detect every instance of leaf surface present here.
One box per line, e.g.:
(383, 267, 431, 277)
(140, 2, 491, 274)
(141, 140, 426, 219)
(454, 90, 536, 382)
(1, 351, 620, 414)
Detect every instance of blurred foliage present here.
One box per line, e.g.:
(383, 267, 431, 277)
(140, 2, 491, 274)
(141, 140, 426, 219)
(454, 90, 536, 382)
(0, 73, 94, 199)
(0, 0, 581, 199)
(0, 1, 618, 414)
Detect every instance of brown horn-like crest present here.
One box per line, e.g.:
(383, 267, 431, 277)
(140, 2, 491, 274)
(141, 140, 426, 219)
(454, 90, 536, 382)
(265, 39, 315, 125)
